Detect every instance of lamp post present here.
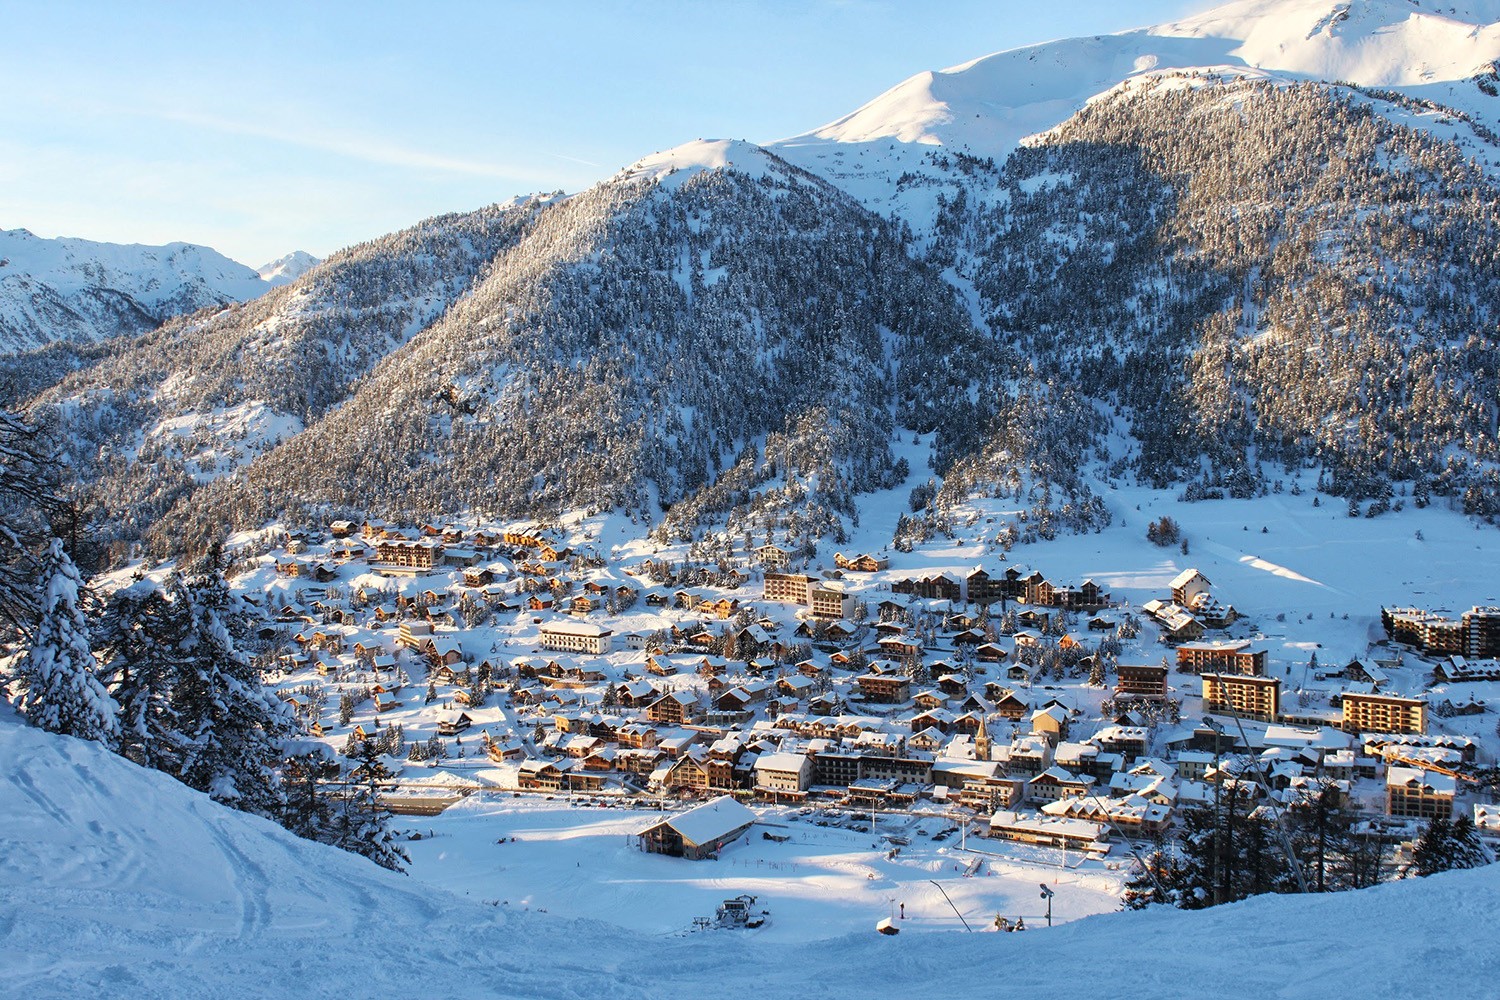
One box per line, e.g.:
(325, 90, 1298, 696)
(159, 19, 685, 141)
(1038, 884, 1054, 928)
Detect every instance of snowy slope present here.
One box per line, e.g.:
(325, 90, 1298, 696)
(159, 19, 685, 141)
(772, 0, 1500, 232)
(0, 228, 271, 353)
(3, 704, 1498, 1000)
(255, 250, 320, 286)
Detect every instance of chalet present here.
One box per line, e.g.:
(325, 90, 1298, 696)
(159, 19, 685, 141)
(909, 727, 946, 752)
(1344, 659, 1391, 688)
(834, 552, 889, 573)
(1142, 600, 1205, 642)
(1029, 704, 1070, 742)
(570, 594, 605, 615)
(617, 679, 661, 709)
(436, 712, 473, 736)
(975, 642, 1009, 663)
(877, 635, 923, 659)
(715, 686, 761, 713)
(616, 723, 661, 750)
(663, 753, 711, 793)
(1012, 630, 1043, 651)
(756, 544, 793, 570)
(463, 566, 497, 587)
(912, 689, 949, 711)
(647, 654, 683, 677)
(1006, 663, 1040, 688)
(855, 673, 911, 705)
(1043, 796, 1171, 838)
(646, 691, 698, 726)
(949, 628, 985, 647)
(1027, 766, 1096, 803)
(1017, 608, 1051, 628)
(936, 673, 969, 698)
(517, 759, 567, 792)
(1433, 656, 1500, 683)
(639, 796, 758, 860)
(910, 708, 958, 734)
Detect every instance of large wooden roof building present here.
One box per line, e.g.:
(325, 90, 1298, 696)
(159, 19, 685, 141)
(638, 795, 758, 860)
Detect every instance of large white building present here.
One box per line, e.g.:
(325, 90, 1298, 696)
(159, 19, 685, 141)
(753, 752, 811, 793)
(539, 620, 613, 655)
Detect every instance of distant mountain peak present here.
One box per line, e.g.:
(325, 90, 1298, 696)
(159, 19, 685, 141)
(777, 0, 1500, 164)
(256, 250, 320, 287)
(0, 228, 273, 354)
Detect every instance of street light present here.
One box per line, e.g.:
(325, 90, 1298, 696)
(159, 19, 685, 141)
(1038, 883, 1054, 928)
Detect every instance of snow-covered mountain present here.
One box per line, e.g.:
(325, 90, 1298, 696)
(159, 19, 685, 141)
(255, 249, 320, 286)
(774, 0, 1500, 235)
(3, 704, 1497, 999)
(20, 0, 1500, 560)
(0, 228, 273, 354)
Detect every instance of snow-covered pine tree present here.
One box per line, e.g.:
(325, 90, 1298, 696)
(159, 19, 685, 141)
(95, 577, 187, 770)
(1448, 815, 1490, 870)
(1411, 816, 1455, 876)
(170, 545, 296, 820)
(334, 736, 410, 872)
(280, 748, 340, 842)
(15, 537, 118, 744)
(1413, 814, 1491, 875)
(0, 410, 64, 635)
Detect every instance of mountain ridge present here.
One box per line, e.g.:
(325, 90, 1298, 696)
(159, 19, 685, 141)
(0, 227, 275, 354)
(17, 0, 1500, 560)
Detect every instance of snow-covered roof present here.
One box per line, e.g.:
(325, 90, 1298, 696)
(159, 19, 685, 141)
(754, 752, 809, 774)
(650, 795, 758, 846)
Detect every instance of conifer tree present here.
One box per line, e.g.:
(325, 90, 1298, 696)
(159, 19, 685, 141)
(0, 411, 64, 635)
(170, 546, 295, 820)
(333, 737, 410, 872)
(96, 578, 187, 770)
(17, 538, 118, 744)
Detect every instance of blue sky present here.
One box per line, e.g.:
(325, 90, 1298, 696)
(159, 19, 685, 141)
(0, 1, 1208, 266)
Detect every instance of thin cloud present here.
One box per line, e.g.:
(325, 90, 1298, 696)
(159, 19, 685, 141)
(156, 108, 573, 185)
